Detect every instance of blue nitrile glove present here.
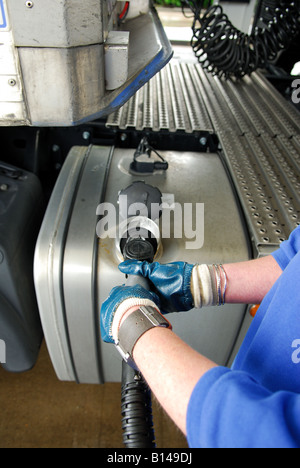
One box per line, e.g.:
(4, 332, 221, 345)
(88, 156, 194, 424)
(100, 284, 160, 343)
(119, 261, 194, 314)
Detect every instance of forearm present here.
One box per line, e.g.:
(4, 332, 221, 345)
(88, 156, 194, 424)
(133, 326, 217, 436)
(131, 256, 283, 433)
(223, 256, 282, 305)
(103, 255, 283, 436)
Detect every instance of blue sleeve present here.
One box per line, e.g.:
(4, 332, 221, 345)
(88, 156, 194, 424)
(272, 226, 300, 270)
(187, 367, 300, 448)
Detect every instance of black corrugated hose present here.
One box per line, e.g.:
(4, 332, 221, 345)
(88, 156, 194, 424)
(121, 362, 156, 448)
(181, 0, 300, 79)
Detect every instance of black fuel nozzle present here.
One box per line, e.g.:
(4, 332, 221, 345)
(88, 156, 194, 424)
(123, 237, 155, 264)
(118, 198, 158, 449)
(118, 181, 162, 266)
(121, 236, 156, 289)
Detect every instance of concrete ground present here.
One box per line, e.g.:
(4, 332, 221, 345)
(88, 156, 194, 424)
(0, 341, 188, 448)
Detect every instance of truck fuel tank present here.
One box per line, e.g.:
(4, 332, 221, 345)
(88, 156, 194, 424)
(34, 145, 251, 383)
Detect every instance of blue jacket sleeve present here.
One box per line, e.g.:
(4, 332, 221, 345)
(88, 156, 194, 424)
(187, 367, 300, 448)
(272, 226, 300, 270)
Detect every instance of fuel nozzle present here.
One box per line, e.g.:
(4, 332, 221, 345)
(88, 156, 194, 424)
(118, 181, 162, 263)
(123, 236, 155, 263)
(117, 182, 161, 449)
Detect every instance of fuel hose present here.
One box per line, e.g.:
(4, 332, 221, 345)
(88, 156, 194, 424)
(120, 237, 156, 448)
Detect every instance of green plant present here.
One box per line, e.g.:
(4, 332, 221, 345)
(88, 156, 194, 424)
(154, 0, 182, 6)
(154, 0, 212, 7)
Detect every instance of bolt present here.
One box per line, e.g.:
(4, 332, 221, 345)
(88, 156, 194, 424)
(82, 131, 90, 140)
(8, 79, 16, 86)
(0, 184, 8, 191)
(25, 1, 34, 8)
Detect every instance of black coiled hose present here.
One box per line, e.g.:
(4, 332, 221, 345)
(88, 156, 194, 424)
(182, 0, 300, 79)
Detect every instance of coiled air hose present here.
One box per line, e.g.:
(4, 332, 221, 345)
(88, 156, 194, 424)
(181, 0, 300, 79)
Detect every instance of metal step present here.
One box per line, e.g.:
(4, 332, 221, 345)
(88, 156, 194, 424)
(106, 61, 214, 133)
(219, 131, 300, 254)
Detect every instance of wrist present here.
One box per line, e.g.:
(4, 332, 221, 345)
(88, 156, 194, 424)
(115, 305, 172, 369)
(119, 306, 140, 328)
(112, 298, 159, 343)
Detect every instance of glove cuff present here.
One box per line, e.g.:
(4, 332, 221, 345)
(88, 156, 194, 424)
(180, 263, 195, 311)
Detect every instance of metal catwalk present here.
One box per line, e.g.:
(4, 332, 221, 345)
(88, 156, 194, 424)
(107, 59, 300, 256)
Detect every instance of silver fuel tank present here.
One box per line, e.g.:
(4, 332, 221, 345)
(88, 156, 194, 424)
(34, 145, 251, 384)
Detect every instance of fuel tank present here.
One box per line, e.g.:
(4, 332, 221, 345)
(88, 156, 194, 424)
(34, 145, 251, 384)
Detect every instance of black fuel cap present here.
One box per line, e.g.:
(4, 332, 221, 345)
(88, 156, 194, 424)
(118, 181, 162, 222)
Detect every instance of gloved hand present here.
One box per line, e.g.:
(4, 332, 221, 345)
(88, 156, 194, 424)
(100, 284, 160, 343)
(119, 261, 194, 314)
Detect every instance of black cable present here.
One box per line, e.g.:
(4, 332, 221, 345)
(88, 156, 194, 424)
(181, 0, 300, 79)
